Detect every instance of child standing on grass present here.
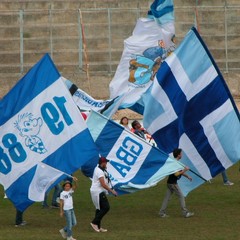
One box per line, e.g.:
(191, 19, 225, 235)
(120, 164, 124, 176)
(59, 177, 78, 240)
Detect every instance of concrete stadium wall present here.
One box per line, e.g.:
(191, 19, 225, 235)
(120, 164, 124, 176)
(0, 0, 239, 101)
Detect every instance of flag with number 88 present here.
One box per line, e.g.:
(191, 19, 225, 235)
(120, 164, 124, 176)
(0, 54, 99, 211)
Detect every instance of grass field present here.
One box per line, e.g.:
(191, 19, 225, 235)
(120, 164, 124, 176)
(0, 164, 240, 240)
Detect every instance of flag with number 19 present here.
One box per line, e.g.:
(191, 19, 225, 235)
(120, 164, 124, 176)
(0, 54, 99, 211)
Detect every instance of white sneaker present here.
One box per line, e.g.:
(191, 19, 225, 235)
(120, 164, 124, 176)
(185, 212, 194, 218)
(100, 227, 108, 232)
(59, 229, 67, 239)
(224, 181, 234, 186)
(15, 221, 27, 227)
(160, 213, 169, 218)
(90, 223, 100, 232)
(67, 237, 76, 240)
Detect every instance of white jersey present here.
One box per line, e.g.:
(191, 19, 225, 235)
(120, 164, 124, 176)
(90, 166, 110, 193)
(90, 165, 110, 209)
(60, 189, 74, 210)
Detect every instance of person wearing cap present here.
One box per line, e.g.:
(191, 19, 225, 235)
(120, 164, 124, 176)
(90, 157, 117, 233)
(59, 176, 78, 240)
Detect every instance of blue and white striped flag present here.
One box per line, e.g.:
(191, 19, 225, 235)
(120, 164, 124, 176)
(63, 78, 113, 112)
(81, 111, 184, 194)
(109, 0, 175, 114)
(143, 27, 240, 196)
(0, 54, 99, 211)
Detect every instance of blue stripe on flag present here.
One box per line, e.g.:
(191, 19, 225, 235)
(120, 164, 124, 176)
(127, 102, 144, 115)
(6, 166, 66, 211)
(0, 54, 60, 126)
(95, 120, 124, 157)
(174, 30, 213, 83)
(43, 128, 98, 173)
(142, 92, 165, 130)
(6, 167, 36, 211)
(129, 147, 168, 184)
(155, 61, 187, 114)
(191, 27, 240, 120)
(149, 0, 174, 24)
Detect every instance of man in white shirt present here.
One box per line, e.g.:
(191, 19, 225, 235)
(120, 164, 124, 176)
(90, 157, 117, 233)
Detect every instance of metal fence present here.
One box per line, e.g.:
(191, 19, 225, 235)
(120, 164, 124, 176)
(0, 5, 240, 76)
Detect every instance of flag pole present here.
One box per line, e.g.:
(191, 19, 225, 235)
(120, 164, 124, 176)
(194, 0, 201, 33)
(79, 9, 92, 95)
(188, 168, 207, 182)
(177, 161, 208, 182)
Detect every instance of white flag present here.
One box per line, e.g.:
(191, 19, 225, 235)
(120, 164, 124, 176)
(28, 162, 63, 202)
(109, 0, 175, 112)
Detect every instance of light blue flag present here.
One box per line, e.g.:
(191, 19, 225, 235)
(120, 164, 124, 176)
(0, 54, 99, 211)
(148, 0, 174, 25)
(82, 111, 184, 194)
(143, 27, 240, 196)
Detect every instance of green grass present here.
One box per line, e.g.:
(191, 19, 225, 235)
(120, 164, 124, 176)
(1, 164, 240, 240)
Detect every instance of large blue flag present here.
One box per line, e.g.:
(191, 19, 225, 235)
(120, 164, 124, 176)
(81, 111, 184, 194)
(0, 54, 99, 211)
(143, 27, 240, 196)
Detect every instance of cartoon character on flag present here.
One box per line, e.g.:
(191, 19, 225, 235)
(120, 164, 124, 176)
(128, 40, 167, 85)
(14, 113, 47, 154)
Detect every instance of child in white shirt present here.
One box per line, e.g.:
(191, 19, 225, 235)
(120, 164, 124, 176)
(59, 177, 78, 240)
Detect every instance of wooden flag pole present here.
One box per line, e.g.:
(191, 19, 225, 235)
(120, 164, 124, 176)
(195, 0, 201, 33)
(79, 9, 92, 95)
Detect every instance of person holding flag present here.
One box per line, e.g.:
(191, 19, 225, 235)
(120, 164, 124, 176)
(90, 157, 117, 233)
(159, 148, 194, 218)
(59, 177, 78, 240)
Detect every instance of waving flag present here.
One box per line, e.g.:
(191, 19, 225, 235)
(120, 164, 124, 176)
(28, 162, 63, 202)
(81, 111, 183, 194)
(109, 0, 176, 113)
(63, 78, 113, 112)
(0, 54, 99, 211)
(73, 88, 113, 112)
(143, 27, 240, 196)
